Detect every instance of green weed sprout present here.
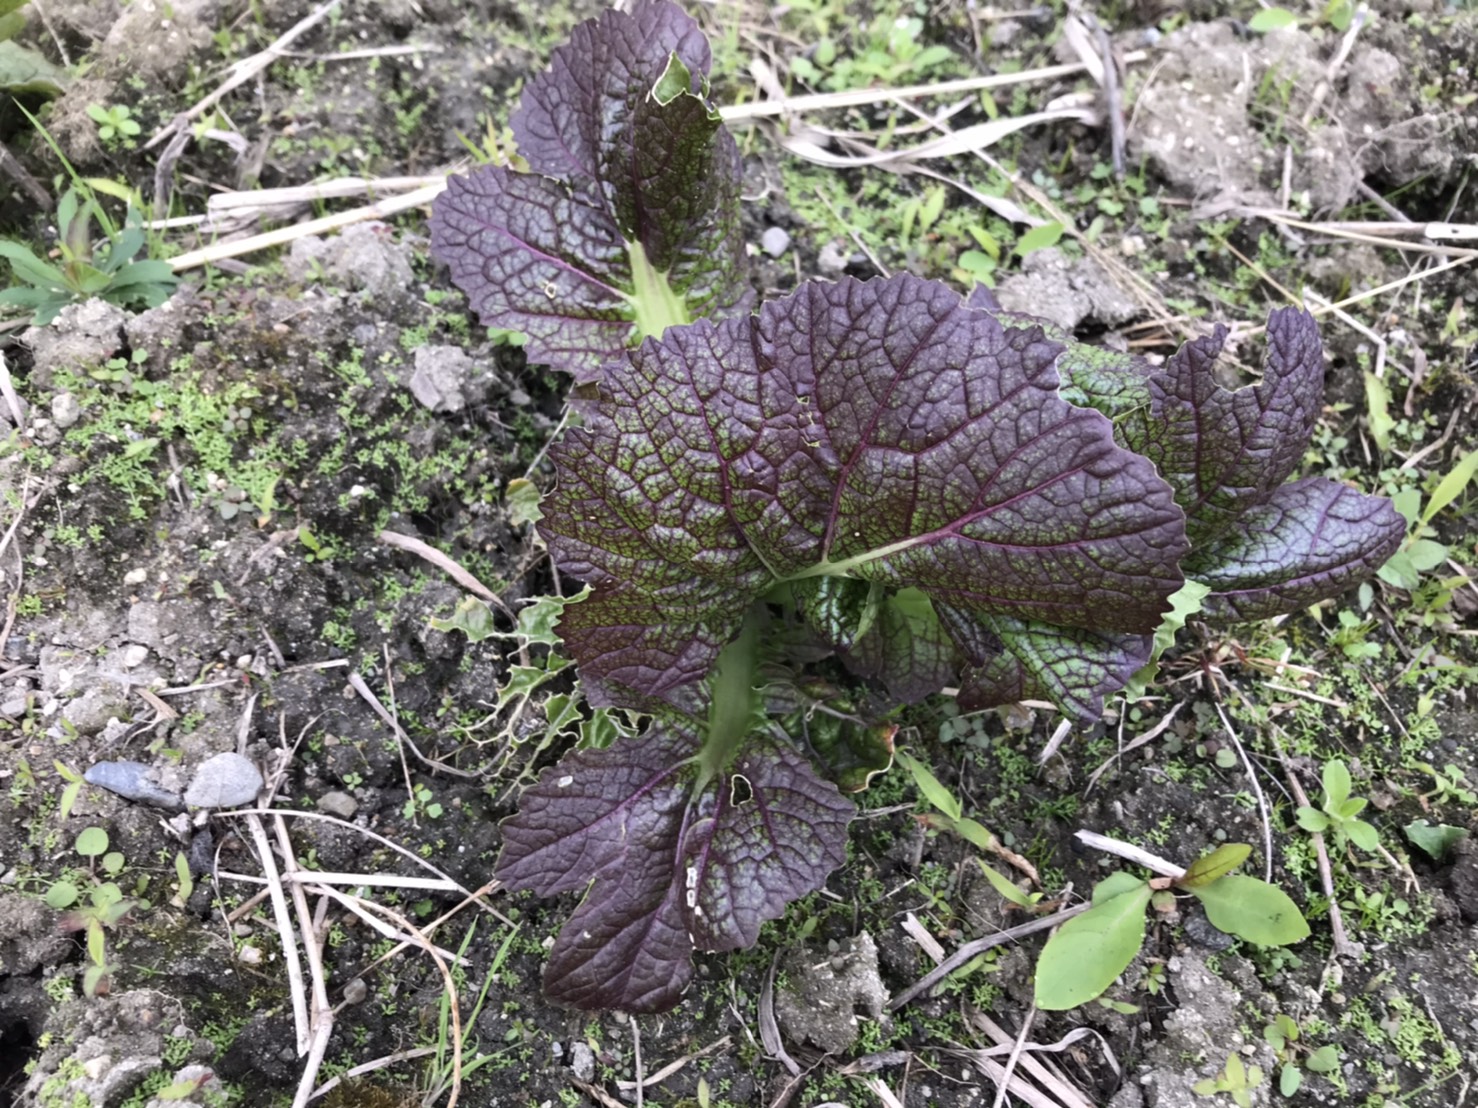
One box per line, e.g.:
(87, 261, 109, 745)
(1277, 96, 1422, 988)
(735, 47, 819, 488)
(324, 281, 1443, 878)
(1296, 759, 1380, 853)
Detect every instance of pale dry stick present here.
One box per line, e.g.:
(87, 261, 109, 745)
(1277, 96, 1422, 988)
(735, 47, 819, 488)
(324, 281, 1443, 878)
(1303, 289, 1398, 381)
(347, 670, 481, 779)
(718, 55, 1146, 123)
(243, 813, 312, 1054)
(146, 0, 343, 150)
(27, 0, 70, 67)
(571, 1078, 626, 1108)
(308, 1046, 438, 1102)
(990, 1003, 1039, 1108)
(219, 869, 462, 892)
(812, 186, 888, 275)
(219, 808, 513, 924)
(278, 43, 443, 62)
(168, 181, 445, 272)
(966, 1055, 1072, 1108)
(311, 891, 466, 1108)
(1250, 214, 1478, 256)
(215, 871, 470, 964)
(1073, 829, 1184, 878)
(889, 904, 1091, 1010)
(613, 1036, 734, 1093)
(1301, 3, 1367, 126)
(1263, 683, 1348, 709)
(864, 1077, 906, 1108)
(969, 1012, 1100, 1107)
(376, 529, 506, 609)
(207, 174, 449, 214)
(759, 955, 801, 1077)
(1086, 699, 1187, 792)
(1265, 726, 1358, 958)
(274, 817, 336, 1108)
(349, 881, 502, 987)
(0, 350, 29, 430)
(1036, 718, 1074, 765)
(305, 883, 470, 966)
(631, 1017, 644, 1108)
(1400, 405, 1465, 472)
(1212, 700, 1274, 883)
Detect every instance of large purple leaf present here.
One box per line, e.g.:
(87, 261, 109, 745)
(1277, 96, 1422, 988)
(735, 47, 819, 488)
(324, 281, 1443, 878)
(429, 0, 750, 381)
(496, 722, 851, 1012)
(1127, 310, 1325, 546)
(1187, 477, 1405, 622)
(543, 274, 1189, 720)
(936, 604, 1151, 720)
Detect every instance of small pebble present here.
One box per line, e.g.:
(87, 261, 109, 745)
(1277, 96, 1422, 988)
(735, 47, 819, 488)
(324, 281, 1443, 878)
(342, 978, 368, 1005)
(316, 790, 358, 820)
(184, 753, 263, 808)
(569, 1041, 596, 1083)
(760, 226, 791, 258)
(84, 760, 185, 810)
(51, 392, 81, 429)
(120, 644, 149, 668)
(237, 945, 263, 965)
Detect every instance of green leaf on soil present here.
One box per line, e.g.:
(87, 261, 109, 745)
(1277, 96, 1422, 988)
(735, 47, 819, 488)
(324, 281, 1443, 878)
(1322, 759, 1352, 808)
(1178, 842, 1251, 889)
(1305, 1044, 1340, 1073)
(1280, 1064, 1302, 1096)
(45, 881, 79, 909)
(1421, 449, 1478, 525)
(1248, 7, 1299, 32)
(978, 861, 1034, 908)
(75, 826, 109, 857)
(505, 477, 544, 526)
(1013, 221, 1064, 257)
(1403, 820, 1467, 862)
(1189, 874, 1310, 946)
(1034, 875, 1150, 1010)
(429, 596, 499, 643)
(895, 748, 961, 822)
(1362, 372, 1395, 451)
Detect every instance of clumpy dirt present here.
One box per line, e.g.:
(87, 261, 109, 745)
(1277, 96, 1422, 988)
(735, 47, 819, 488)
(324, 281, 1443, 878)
(1, 0, 1477, 1107)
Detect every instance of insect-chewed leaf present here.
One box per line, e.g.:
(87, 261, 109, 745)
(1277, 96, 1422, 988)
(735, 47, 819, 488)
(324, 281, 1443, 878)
(1189, 874, 1311, 946)
(543, 274, 1189, 721)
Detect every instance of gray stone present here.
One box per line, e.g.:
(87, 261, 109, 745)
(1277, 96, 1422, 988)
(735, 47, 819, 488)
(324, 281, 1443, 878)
(62, 684, 132, 735)
(285, 223, 416, 311)
(995, 247, 1138, 332)
(0, 893, 72, 974)
(84, 761, 185, 811)
(316, 790, 359, 819)
(184, 753, 262, 808)
(51, 392, 82, 429)
(21, 989, 185, 1108)
(774, 931, 887, 1054)
(569, 1041, 596, 1083)
(408, 345, 476, 413)
(22, 299, 127, 389)
(760, 226, 792, 258)
(128, 598, 210, 653)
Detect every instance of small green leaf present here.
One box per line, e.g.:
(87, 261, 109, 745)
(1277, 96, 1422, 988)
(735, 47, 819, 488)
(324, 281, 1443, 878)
(1336, 796, 1368, 820)
(505, 477, 544, 526)
(75, 826, 109, 857)
(1034, 877, 1151, 1010)
(977, 861, 1034, 908)
(1421, 449, 1478, 525)
(102, 852, 125, 876)
(1403, 820, 1467, 862)
(1345, 819, 1380, 853)
(1362, 372, 1395, 451)
(1280, 1063, 1302, 1096)
(952, 816, 1001, 853)
(1190, 875, 1311, 946)
(1321, 759, 1352, 809)
(1013, 221, 1064, 257)
(1248, 7, 1299, 32)
(1296, 806, 1330, 833)
(1180, 843, 1252, 889)
(895, 748, 962, 822)
(1406, 539, 1449, 573)
(59, 779, 82, 821)
(1305, 1044, 1339, 1073)
(45, 880, 79, 909)
(429, 596, 499, 642)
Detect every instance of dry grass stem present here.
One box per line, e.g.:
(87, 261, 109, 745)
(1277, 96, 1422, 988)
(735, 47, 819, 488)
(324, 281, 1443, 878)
(1073, 830, 1184, 878)
(718, 54, 1146, 122)
(377, 529, 507, 611)
(347, 670, 481, 779)
(243, 813, 311, 1054)
(1213, 700, 1274, 882)
(1087, 699, 1187, 791)
(614, 1036, 734, 1093)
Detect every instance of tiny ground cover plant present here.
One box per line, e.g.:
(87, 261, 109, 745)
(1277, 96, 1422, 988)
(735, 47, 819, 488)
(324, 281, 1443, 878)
(434, 0, 1404, 1013)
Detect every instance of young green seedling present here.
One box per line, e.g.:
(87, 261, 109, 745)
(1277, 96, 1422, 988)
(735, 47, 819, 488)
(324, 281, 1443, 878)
(1034, 842, 1310, 1010)
(1264, 1013, 1341, 1096)
(1296, 759, 1380, 853)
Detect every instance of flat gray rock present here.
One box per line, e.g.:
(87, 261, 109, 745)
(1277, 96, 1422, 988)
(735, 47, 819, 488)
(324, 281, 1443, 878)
(84, 760, 185, 811)
(184, 753, 262, 808)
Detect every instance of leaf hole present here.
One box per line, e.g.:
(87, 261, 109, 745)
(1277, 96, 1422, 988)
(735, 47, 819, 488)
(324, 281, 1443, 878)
(729, 773, 753, 806)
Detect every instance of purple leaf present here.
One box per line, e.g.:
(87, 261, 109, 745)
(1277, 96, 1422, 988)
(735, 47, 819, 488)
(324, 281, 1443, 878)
(429, 0, 750, 381)
(841, 588, 962, 705)
(496, 721, 851, 1012)
(937, 605, 1151, 720)
(543, 274, 1190, 717)
(1131, 309, 1325, 545)
(1188, 477, 1406, 622)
